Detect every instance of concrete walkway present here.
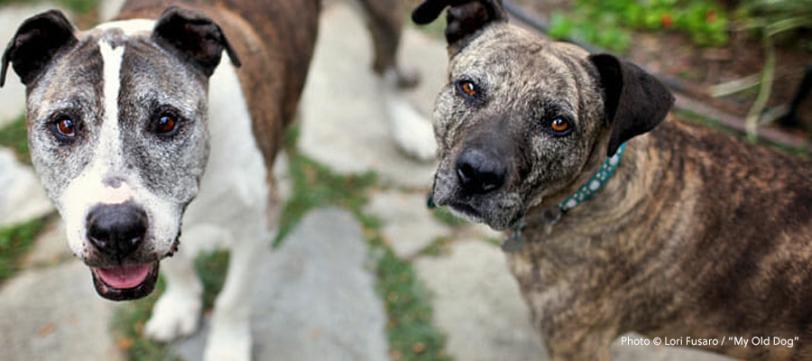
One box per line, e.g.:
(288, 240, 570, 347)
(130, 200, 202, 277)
(172, 208, 390, 361)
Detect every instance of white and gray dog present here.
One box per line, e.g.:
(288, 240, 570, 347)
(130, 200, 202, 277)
(0, 0, 433, 360)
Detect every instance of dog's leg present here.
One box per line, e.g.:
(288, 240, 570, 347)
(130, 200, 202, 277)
(203, 196, 278, 361)
(353, 0, 417, 87)
(144, 226, 223, 341)
(202, 229, 269, 361)
(352, 0, 438, 161)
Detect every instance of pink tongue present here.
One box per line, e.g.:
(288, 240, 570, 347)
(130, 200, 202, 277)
(95, 264, 151, 289)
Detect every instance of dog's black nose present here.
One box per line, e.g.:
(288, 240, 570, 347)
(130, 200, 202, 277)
(456, 148, 506, 194)
(87, 203, 148, 259)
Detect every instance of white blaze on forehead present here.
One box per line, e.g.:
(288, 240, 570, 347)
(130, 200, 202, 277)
(100, 40, 124, 131)
(96, 40, 128, 204)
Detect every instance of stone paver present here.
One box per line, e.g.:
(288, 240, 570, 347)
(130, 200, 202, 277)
(299, 4, 446, 189)
(365, 190, 450, 258)
(0, 3, 69, 128)
(173, 207, 390, 361)
(415, 240, 548, 361)
(0, 148, 53, 228)
(0, 260, 123, 361)
(22, 219, 72, 268)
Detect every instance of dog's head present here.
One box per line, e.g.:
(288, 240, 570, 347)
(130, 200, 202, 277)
(1, 7, 240, 300)
(414, 0, 674, 230)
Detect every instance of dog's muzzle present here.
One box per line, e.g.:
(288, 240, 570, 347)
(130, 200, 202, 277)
(84, 202, 160, 301)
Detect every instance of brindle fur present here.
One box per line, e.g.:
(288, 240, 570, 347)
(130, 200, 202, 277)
(417, 1, 812, 360)
(513, 119, 812, 361)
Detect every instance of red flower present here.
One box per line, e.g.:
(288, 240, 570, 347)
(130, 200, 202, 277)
(706, 9, 717, 23)
(661, 14, 673, 28)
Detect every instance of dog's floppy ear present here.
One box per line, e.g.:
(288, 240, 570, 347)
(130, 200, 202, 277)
(589, 53, 674, 157)
(152, 6, 241, 77)
(412, 0, 507, 51)
(1, 10, 77, 87)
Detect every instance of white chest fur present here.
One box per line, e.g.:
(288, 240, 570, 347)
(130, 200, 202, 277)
(181, 56, 271, 246)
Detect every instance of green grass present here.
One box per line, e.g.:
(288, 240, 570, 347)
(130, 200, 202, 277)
(0, 0, 99, 14)
(0, 217, 47, 284)
(0, 115, 30, 164)
(431, 208, 467, 228)
(359, 214, 453, 361)
(57, 0, 97, 13)
(195, 250, 230, 310)
(274, 152, 377, 246)
(416, 236, 454, 258)
(274, 124, 378, 246)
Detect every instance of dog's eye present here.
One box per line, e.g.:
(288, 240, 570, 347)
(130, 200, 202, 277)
(50, 114, 78, 141)
(551, 118, 570, 133)
(153, 112, 179, 136)
(56, 117, 76, 137)
(457, 80, 479, 98)
(544, 117, 574, 136)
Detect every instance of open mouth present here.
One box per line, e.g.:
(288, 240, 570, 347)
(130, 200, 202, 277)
(90, 262, 159, 301)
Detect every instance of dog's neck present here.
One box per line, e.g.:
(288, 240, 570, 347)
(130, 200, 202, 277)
(502, 142, 631, 251)
(514, 130, 674, 247)
(558, 143, 628, 212)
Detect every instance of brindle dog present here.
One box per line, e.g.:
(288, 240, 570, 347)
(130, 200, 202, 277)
(413, 0, 812, 360)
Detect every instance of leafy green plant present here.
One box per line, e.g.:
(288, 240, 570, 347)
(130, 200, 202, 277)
(738, 0, 812, 40)
(733, 0, 812, 139)
(549, 0, 730, 52)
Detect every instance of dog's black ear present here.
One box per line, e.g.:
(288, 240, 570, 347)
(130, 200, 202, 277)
(589, 53, 674, 157)
(412, 0, 507, 50)
(152, 6, 241, 77)
(1, 10, 77, 87)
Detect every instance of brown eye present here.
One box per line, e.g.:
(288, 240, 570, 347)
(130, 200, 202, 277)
(459, 80, 478, 97)
(155, 113, 177, 135)
(55, 116, 76, 138)
(547, 117, 573, 136)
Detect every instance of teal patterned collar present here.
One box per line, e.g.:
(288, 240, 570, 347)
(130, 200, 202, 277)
(502, 143, 628, 252)
(558, 143, 627, 212)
